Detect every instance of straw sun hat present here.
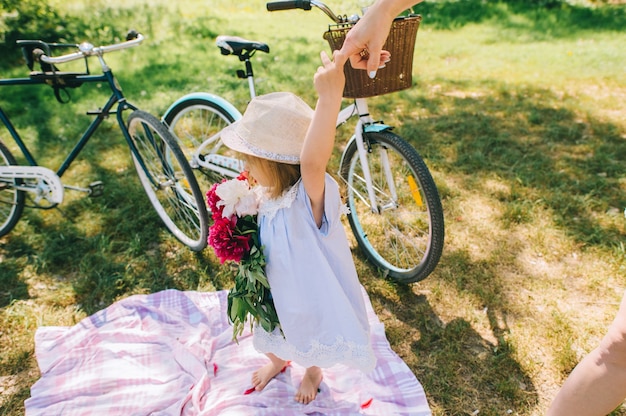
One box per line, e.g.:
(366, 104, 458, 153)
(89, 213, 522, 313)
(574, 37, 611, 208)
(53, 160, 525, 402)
(220, 92, 314, 165)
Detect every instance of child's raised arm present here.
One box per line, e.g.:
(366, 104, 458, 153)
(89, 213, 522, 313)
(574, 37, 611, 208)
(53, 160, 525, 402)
(300, 51, 347, 228)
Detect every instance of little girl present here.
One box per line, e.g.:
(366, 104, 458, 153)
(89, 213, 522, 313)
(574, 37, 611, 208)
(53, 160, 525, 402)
(220, 50, 382, 404)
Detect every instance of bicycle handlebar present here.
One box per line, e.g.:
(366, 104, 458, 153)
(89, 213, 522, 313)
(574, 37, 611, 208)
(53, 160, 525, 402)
(266, 0, 311, 11)
(266, 0, 348, 23)
(39, 32, 144, 65)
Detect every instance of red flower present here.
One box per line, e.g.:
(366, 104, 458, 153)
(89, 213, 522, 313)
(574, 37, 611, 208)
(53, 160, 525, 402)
(208, 216, 251, 264)
(206, 181, 225, 220)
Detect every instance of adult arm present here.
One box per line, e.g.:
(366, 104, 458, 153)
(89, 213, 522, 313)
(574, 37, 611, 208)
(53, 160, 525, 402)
(547, 292, 626, 416)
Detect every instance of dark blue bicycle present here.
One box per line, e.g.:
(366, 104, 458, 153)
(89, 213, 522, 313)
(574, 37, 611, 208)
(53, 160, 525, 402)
(0, 31, 209, 251)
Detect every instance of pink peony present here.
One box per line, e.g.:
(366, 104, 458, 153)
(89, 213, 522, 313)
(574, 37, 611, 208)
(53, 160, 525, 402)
(208, 216, 252, 264)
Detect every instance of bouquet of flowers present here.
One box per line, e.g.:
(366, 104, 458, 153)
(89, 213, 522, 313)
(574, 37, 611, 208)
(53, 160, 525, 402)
(206, 173, 280, 342)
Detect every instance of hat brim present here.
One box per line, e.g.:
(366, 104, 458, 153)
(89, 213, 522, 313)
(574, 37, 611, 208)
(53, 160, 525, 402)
(220, 121, 301, 165)
(220, 122, 255, 158)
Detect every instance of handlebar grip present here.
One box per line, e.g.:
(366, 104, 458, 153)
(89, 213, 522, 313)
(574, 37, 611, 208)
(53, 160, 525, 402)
(126, 29, 139, 41)
(266, 0, 311, 11)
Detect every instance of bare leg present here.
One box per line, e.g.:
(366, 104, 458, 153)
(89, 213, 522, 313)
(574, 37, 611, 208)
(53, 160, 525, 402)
(295, 366, 323, 404)
(252, 353, 287, 391)
(547, 292, 626, 416)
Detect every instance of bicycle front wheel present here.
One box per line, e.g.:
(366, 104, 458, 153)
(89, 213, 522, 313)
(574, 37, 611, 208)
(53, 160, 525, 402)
(0, 140, 24, 237)
(340, 131, 444, 283)
(127, 110, 209, 251)
(163, 98, 242, 196)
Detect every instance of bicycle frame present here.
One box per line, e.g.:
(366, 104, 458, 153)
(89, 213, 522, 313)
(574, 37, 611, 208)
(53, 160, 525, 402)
(1, 71, 132, 168)
(0, 59, 165, 204)
(1, 32, 210, 250)
(163, 0, 443, 276)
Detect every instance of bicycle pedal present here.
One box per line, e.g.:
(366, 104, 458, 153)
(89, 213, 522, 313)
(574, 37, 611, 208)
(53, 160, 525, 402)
(88, 181, 104, 197)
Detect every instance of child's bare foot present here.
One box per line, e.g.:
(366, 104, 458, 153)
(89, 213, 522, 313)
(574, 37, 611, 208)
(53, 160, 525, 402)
(295, 366, 323, 404)
(252, 354, 287, 391)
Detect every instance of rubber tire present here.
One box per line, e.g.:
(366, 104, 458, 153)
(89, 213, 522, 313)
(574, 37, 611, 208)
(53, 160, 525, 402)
(340, 130, 444, 283)
(0, 140, 25, 237)
(127, 110, 209, 251)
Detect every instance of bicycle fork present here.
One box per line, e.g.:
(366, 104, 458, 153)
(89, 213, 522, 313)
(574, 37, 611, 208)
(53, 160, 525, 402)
(343, 99, 398, 215)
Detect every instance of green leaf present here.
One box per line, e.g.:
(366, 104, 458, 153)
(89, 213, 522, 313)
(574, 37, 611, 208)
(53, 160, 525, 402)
(217, 213, 282, 342)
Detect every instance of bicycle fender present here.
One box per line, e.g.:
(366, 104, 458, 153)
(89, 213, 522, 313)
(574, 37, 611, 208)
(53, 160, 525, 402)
(364, 123, 392, 133)
(162, 92, 242, 122)
(339, 124, 392, 168)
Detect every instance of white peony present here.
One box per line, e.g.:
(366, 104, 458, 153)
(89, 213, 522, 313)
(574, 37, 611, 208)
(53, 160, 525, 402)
(216, 179, 259, 218)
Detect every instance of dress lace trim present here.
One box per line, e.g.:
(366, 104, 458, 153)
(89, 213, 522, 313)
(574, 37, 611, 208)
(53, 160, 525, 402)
(257, 179, 350, 223)
(253, 327, 376, 373)
(257, 180, 300, 224)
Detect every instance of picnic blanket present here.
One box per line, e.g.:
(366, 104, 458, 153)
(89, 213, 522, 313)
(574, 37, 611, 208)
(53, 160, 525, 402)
(24, 288, 431, 415)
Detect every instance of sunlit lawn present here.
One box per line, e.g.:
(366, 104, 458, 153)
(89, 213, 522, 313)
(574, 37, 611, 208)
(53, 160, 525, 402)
(1, 1, 625, 415)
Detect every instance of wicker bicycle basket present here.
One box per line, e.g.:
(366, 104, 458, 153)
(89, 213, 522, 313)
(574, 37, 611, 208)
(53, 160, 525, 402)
(323, 14, 422, 99)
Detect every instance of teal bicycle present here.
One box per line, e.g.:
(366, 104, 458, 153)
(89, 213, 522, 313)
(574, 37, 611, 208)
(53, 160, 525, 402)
(163, 1, 444, 282)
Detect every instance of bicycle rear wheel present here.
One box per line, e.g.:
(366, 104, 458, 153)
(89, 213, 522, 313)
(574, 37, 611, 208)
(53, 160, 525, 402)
(163, 97, 242, 198)
(340, 130, 444, 283)
(0, 140, 24, 237)
(127, 110, 208, 251)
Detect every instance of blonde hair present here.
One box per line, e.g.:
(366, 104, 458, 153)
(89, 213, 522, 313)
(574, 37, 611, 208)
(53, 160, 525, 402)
(243, 154, 301, 199)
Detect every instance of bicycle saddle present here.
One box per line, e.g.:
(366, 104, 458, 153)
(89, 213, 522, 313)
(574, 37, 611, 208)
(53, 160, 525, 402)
(216, 35, 270, 57)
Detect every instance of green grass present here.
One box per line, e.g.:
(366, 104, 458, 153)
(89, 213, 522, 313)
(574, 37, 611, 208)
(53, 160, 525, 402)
(1, 1, 626, 415)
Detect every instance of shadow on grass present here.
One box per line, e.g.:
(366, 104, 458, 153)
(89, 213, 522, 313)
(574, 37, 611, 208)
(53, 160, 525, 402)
(432, 248, 537, 408)
(0, 261, 29, 307)
(363, 78, 626, 413)
(360, 77, 625, 411)
(0, 156, 217, 315)
(0, 362, 39, 416)
(394, 80, 626, 251)
(365, 264, 537, 414)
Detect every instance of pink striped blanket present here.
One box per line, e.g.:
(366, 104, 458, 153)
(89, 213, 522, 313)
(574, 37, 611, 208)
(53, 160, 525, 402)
(25, 289, 431, 415)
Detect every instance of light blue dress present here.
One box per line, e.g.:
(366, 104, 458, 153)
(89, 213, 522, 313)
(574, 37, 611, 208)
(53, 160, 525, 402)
(252, 173, 376, 373)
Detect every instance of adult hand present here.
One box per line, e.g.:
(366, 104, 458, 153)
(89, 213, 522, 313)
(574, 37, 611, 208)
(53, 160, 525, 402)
(337, 12, 393, 78)
(336, 0, 422, 78)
